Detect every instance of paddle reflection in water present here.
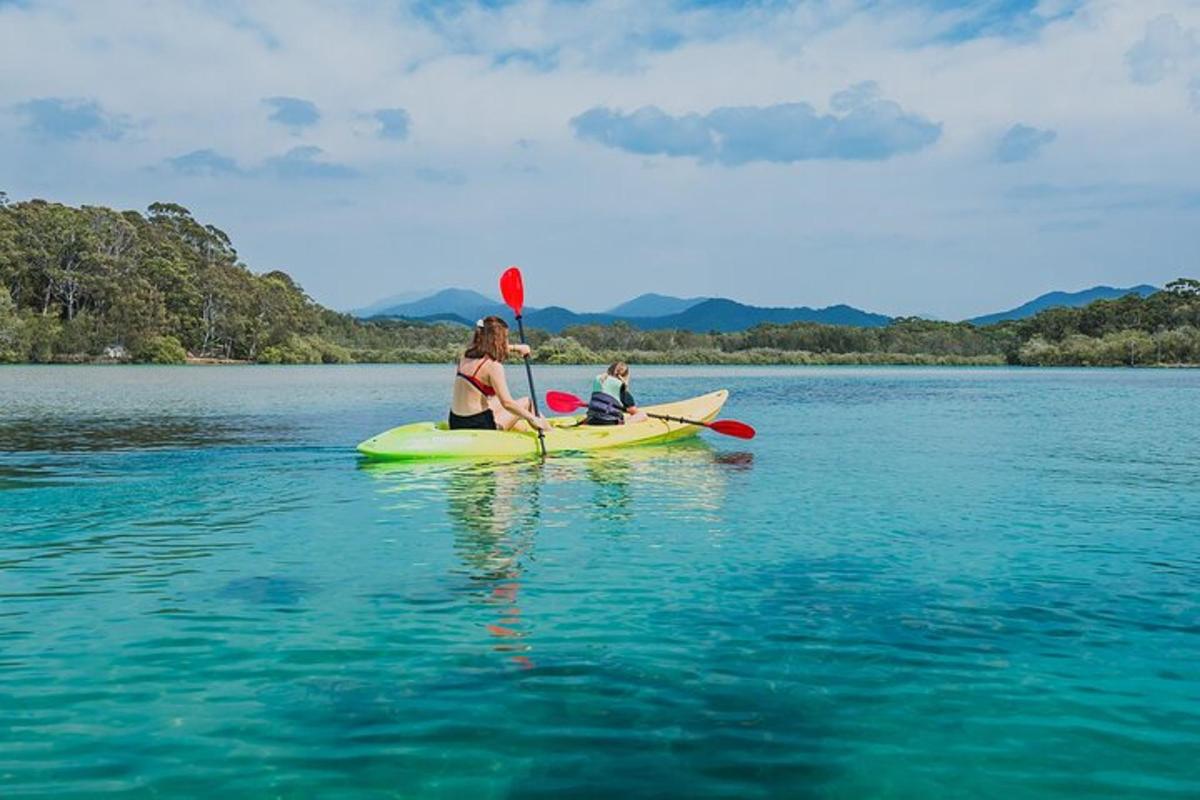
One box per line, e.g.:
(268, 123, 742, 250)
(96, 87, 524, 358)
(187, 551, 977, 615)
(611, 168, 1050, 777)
(445, 462, 541, 668)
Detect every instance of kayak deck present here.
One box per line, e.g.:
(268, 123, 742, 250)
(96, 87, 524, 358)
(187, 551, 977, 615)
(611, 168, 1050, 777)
(357, 389, 729, 460)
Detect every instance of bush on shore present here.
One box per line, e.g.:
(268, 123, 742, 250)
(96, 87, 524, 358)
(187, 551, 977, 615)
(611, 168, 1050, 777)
(134, 335, 187, 364)
(258, 335, 353, 364)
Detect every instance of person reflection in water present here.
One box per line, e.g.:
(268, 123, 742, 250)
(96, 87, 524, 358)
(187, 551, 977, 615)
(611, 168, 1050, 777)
(446, 464, 539, 669)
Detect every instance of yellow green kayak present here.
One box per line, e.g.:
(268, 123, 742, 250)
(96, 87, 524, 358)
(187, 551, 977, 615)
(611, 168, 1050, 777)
(357, 389, 729, 461)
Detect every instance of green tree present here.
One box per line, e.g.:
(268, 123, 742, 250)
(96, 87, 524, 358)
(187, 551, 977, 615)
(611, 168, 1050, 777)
(1100, 330, 1155, 366)
(1165, 278, 1200, 298)
(0, 286, 23, 361)
(20, 311, 61, 362)
(1017, 336, 1060, 366)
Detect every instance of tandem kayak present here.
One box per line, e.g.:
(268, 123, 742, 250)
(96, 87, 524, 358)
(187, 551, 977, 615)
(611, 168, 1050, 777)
(357, 389, 729, 461)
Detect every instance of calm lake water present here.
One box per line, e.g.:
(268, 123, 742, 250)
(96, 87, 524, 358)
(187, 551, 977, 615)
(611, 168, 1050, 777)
(2, 365, 1199, 799)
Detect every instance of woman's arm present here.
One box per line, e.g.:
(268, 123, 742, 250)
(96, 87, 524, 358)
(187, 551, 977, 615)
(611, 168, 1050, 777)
(620, 385, 638, 413)
(489, 361, 549, 429)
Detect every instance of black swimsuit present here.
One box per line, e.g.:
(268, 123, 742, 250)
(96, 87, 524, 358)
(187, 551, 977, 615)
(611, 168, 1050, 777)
(448, 408, 497, 430)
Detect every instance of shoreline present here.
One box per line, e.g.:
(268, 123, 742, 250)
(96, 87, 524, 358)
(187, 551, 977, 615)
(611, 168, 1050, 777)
(185, 356, 253, 365)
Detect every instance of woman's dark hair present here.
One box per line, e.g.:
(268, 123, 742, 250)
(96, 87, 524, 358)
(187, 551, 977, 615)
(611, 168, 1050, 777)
(465, 316, 510, 362)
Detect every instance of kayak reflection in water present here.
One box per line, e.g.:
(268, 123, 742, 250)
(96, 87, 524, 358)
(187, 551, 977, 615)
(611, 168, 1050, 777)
(584, 361, 649, 426)
(449, 316, 551, 433)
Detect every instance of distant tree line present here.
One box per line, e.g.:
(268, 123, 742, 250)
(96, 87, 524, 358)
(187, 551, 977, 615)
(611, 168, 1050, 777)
(1, 194, 1197, 366)
(1007, 281, 1200, 366)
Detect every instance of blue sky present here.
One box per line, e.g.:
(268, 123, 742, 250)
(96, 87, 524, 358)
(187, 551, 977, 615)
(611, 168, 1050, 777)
(1, 0, 1198, 318)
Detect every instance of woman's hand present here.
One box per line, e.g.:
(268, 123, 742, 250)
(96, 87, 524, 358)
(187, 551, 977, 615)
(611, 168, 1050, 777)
(509, 343, 532, 358)
(531, 415, 551, 432)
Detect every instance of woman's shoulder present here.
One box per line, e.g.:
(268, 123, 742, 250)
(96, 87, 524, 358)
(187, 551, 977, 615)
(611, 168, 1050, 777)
(466, 355, 499, 376)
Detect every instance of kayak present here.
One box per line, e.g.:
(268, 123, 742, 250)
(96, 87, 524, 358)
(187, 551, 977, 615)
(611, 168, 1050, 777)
(357, 389, 729, 461)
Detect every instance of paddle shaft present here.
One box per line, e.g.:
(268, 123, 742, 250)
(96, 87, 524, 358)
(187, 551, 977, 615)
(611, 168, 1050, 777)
(514, 314, 546, 456)
(645, 411, 713, 429)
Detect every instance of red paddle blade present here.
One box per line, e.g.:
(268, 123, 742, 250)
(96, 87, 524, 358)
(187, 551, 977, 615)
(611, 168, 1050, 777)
(546, 390, 585, 413)
(499, 267, 524, 316)
(708, 419, 756, 439)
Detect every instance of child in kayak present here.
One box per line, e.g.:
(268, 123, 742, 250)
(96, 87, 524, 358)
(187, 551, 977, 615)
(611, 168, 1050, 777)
(585, 362, 648, 425)
(450, 316, 550, 432)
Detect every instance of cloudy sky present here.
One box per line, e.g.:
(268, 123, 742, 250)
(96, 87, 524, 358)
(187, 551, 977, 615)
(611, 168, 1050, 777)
(1, 0, 1198, 318)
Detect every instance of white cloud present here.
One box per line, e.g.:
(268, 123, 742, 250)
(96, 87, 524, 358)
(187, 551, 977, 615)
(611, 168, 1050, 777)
(996, 124, 1057, 163)
(1125, 13, 1199, 84)
(571, 84, 942, 164)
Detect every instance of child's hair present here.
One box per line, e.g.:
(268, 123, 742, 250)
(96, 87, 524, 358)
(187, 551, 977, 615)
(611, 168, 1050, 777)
(465, 316, 510, 361)
(607, 361, 629, 380)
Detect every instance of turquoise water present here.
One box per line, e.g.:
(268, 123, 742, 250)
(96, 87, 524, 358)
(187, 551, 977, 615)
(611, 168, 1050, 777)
(2, 365, 1198, 799)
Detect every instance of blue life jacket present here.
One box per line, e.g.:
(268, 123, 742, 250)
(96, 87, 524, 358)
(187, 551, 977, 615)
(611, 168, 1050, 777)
(586, 373, 626, 425)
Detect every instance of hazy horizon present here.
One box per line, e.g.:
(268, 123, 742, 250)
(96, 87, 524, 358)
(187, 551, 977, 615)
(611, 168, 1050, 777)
(2, 0, 1197, 319)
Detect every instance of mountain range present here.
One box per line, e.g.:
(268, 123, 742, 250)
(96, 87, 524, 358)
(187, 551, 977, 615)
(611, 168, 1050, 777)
(350, 285, 1160, 333)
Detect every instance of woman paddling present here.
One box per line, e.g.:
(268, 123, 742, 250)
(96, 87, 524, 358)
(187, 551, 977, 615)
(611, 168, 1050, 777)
(450, 316, 550, 432)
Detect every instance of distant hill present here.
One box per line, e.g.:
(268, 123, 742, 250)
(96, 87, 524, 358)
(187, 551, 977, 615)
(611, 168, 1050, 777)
(633, 299, 892, 331)
(404, 312, 473, 326)
(366, 288, 522, 323)
(348, 289, 434, 317)
(969, 285, 1158, 326)
(523, 307, 622, 331)
(606, 293, 707, 317)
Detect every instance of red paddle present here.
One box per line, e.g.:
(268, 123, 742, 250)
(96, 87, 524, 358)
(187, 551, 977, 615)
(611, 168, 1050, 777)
(545, 390, 756, 440)
(499, 267, 525, 316)
(500, 266, 546, 456)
